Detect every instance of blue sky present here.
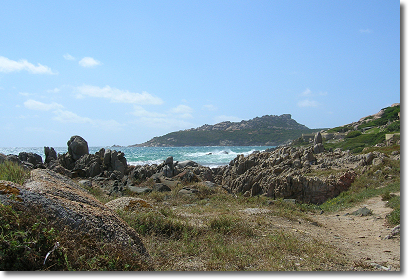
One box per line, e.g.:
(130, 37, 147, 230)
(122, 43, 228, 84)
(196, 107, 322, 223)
(0, 0, 400, 147)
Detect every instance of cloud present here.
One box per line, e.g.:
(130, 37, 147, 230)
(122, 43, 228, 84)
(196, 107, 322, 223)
(76, 85, 164, 105)
(131, 106, 167, 118)
(0, 56, 57, 74)
(301, 88, 312, 96)
(52, 109, 93, 124)
(297, 99, 319, 107)
(47, 87, 61, 93)
(51, 109, 124, 131)
(359, 29, 373, 33)
(170, 104, 193, 118)
(202, 104, 218, 111)
(78, 57, 102, 67)
(24, 99, 64, 111)
(63, 53, 76, 60)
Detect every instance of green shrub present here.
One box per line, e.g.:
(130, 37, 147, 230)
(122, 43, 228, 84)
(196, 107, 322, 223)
(345, 131, 362, 138)
(0, 161, 30, 185)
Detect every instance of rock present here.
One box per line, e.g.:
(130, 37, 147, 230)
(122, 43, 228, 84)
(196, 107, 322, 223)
(178, 187, 199, 197)
(351, 207, 372, 216)
(105, 197, 153, 211)
(313, 143, 324, 154)
(67, 135, 89, 161)
(18, 152, 43, 168)
(0, 169, 148, 257)
(44, 147, 57, 164)
(78, 179, 92, 188)
(314, 132, 323, 144)
(153, 183, 171, 192)
(203, 181, 216, 188)
(365, 152, 374, 165)
(176, 170, 200, 183)
(175, 160, 199, 168)
(127, 185, 152, 194)
(372, 158, 383, 166)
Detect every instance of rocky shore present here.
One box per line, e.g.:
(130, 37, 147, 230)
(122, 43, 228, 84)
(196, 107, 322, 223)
(0, 133, 400, 270)
(1, 133, 399, 205)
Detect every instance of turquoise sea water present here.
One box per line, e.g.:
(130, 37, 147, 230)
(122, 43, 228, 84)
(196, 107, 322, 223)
(0, 146, 275, 168)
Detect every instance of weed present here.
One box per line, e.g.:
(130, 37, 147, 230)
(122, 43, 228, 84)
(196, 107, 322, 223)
(0, 161, 30, 185)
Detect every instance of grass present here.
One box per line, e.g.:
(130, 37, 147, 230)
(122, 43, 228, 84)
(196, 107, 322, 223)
(0, 161, 30, 185)
(0, 201, 152, 271)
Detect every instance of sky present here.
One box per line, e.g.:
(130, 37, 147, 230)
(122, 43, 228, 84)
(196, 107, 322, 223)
(0, 0, 401, 147)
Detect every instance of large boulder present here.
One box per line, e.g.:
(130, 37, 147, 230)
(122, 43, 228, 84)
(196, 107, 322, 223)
(0, 169, 148, 257)
(44, 147, 57, 164)
(67, 135, 89, 161)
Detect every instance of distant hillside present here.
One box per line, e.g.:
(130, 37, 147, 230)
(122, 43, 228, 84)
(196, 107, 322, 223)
(131, 114, 319, 147)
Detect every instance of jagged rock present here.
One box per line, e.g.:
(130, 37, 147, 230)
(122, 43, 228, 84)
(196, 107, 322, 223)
(314, 132, 323, 144)
(175, 160, 199, 168)
(18, 152, 43, 168)
(44, 146, 57, 164)
(0, 169, 148, 257)
(67, 135, 89, 161)
(313, 143, 324, 154)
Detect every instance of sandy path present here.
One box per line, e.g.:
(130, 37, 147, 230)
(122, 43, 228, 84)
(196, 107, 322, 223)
(310, 194, 400, 271)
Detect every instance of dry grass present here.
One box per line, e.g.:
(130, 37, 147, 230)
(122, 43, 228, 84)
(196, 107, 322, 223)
(117, 182, 351, 271)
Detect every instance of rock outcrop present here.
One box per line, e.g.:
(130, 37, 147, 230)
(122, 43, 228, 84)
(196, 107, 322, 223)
(213, 145, 387, 204)
(0, 169, 148, 257)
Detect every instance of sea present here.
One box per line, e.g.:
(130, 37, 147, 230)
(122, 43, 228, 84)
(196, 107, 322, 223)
(0, 146, 275, 168)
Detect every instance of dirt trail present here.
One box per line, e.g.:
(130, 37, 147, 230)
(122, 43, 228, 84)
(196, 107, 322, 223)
(309, 194, 400, 271)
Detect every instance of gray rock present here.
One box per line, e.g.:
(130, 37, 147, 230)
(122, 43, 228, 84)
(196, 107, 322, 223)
(351, 207, 372, 216)
(175, 160, 199, 168)
(314, 132, 323, 144)
(178, 187, 199, 196)
(78, 179, 92, 188)
(44, 146, 57, 164)
(67, 135, 89, 161)
(127, 185, 152, 194)
(153, 183, 171, 192)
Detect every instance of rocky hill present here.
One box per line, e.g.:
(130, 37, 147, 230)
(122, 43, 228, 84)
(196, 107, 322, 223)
(132, 114, 318, 147)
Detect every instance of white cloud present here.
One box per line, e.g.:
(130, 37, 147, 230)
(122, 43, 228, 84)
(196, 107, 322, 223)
(170, 104, 193, 118)
(297, 99, 319, 107)
(301, 88, 312, 96)
(63, 53, 76, 60)
(47, 87, 61, 93)
(359, 29, 373, 33)
(78, 57, 102, 67)
(202, 104, 217, 111)
(0, 56, 57, 74)
(52, 109, 94, 124)
(76, 85, 164, 105)
(24, 99, 64, 111)
(131, 106, 167, 118)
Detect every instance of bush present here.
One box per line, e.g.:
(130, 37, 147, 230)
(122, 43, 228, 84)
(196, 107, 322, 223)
(0, 161, 30, 185)
(345, 131, 362, 138)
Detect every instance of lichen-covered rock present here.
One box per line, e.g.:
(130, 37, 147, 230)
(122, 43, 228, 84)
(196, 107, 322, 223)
(0, 169, 148, 257)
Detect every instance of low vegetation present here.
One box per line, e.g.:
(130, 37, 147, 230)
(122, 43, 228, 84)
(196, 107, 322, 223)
(0, 201, 152, 271)
(0, 161, 30, 185)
